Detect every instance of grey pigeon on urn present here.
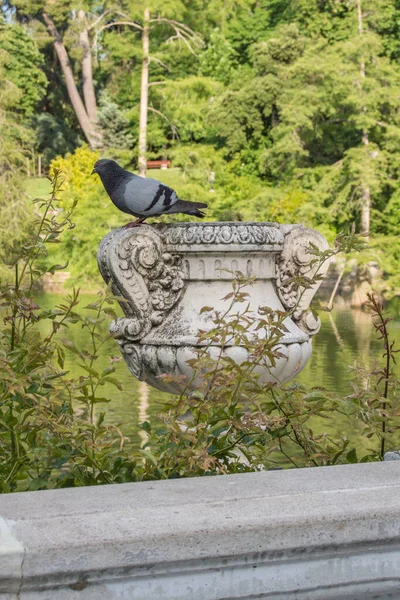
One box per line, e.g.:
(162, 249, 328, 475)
(92, 159, 207, 227)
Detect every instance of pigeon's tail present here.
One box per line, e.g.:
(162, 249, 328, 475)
(169, 199, 208, 218)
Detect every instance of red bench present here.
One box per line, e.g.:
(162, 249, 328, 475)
(146, 160, 171, 170)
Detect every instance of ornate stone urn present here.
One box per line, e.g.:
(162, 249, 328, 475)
(98, 222, 330, 394)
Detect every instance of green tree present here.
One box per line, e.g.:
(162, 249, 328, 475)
(95, 2, 202, 175)
(261, 29, 400, 234)
(199, 29, 237, 85)
(7, 0, 102, 147)
(0, 48, 34, 271)
(97, 93, 134, 152)
(0, 22, 47, 118)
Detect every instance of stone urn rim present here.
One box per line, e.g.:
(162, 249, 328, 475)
(154, 221, 286, 252)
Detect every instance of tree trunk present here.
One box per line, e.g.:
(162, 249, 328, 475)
(77, 9, 98, 126)
(138, 7, 150, 177)
(360, 133, 371, 236)
(357, 0, 370, 238)
(43, 12, 101, 148)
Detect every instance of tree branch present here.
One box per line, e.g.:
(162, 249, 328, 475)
(149, 56, 170, 70)
(42, 12, 101, 147)
(150, 16, 203, 54)
(87, 10, 113, 31)
(96, 20, 143, 35)
(166, 31, 198, 55)
(150, 17, 200, 38)
(90, 9, 143, 31)
(148, 106, 179, 139)
(78, 9, 98, 124)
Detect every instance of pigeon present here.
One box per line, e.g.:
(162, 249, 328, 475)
(92, 159, 208, 228)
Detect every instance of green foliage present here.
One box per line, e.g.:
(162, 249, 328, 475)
(0, 22, 47, 118)
(199, 29, 238, 84)
(50, 145, 101, 196)
(97, 93, 134, 153)
(2, 1, 400, 299)
(161, 76, 223, 144)
(32, 113, 81, 167)
(142, 240, 399, 477)
(0, 42, 35, 275)
(1, 0, 400, 496)
(0, 173, 139, 491)
(1, 0, 399, 297)
(49, 146, 127, 283)
(0, 178, 398, 492)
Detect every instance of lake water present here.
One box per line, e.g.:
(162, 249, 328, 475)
(36, 293, 400, 450)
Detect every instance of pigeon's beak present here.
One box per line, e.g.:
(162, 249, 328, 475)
(91, 168, 96, 175)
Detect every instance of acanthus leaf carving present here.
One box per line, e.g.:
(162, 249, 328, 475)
(101, 226, 187, 342)
(275, 225, 330, 336)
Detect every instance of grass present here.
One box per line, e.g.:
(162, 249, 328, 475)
(24, 177, 52, 198)
(144, 167, 186, 187)
(24, 169, 187, 200)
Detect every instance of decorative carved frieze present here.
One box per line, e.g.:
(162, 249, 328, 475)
(158, 222, 285, 248)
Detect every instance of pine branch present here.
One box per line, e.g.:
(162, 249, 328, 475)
(150, 17, 203, 54)
(96, 20, 143, 35)
(149, 56, 170, 71)
(87, 10, 113, 31)
(148, 106, 179, 139)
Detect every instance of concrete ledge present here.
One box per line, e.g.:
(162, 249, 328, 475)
(1, 462, 400, 599)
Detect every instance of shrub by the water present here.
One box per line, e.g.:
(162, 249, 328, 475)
(0, 176, 398, 492)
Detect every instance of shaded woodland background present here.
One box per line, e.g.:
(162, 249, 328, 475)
(1, 0, 400, 291)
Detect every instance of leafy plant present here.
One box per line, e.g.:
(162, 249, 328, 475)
(344, 293, 399, 461)
(0, 174, 398, 493)
(141, 232, 399, 477)
(0, 172, 137, 491)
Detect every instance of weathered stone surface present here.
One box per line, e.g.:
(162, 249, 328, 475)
(384, 451, 400, 461)
(0, 517, 25, 595)
(1, 462, 400, 599)
(98, 222, 330, 394)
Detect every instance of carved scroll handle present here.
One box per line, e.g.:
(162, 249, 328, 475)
(98, 226, 188, 343)
(275, 225, 331, 335)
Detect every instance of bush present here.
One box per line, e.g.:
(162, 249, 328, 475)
(143, 250, 399, 476)
(0, 172, 138, 491)
(1, 175, 398, 493)
(49, 146, 127, 285)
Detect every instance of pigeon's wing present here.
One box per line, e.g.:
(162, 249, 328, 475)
(123, 177, 178, 217)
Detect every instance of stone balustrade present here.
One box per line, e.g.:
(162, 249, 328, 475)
(1, 462, 400, 599)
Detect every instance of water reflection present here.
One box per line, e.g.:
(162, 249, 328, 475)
(299, 306, 399, 394)
(35, 293, 399, 450)
(138, 381, 150, 445)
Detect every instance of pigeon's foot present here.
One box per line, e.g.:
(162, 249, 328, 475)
(124, 218, 146, 229)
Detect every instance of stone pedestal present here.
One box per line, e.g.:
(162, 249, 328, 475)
(98, 222, 330, 394)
